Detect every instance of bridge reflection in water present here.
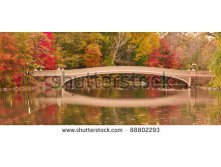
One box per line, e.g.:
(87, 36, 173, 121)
(36, 89, 216, 108)
(0, 88, 220, 125)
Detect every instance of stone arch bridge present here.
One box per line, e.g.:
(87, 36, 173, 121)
(32, 66, 213, 88)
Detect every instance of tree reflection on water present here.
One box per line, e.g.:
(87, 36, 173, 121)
(0, 88, 221, 125)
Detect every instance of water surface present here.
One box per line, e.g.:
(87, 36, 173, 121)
(0, 88, 220, 125)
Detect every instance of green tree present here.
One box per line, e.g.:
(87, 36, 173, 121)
(54, 32, 85, 69)
(210, 33, 221, 87)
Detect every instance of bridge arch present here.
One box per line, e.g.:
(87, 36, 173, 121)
(63, 71, 189, 89)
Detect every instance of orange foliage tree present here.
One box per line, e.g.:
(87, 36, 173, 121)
(82, 44, 102, 67)
(0, 33, 26, 87)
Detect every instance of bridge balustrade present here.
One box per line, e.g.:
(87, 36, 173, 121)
(32, 66, 213, 78)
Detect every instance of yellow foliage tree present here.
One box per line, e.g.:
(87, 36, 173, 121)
(130, 32, 160, 65)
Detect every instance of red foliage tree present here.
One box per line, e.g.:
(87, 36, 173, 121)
(33, 32, 57, 70)
(146, 38, 180, 69)
(0, 53, 26, 87)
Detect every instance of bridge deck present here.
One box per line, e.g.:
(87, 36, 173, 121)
(32, 66, 213, 77)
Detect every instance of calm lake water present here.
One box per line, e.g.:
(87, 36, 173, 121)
(0, 88, 221, 125)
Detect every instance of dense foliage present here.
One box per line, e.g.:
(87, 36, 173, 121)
(146, 38, 180, 69)
(0, 32, 219, 88)
(210, 33, 221, 87)
(0, 33, 26, 87)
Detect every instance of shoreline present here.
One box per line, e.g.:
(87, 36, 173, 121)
(198, 86, 221, 91)
(1, 85, 221, 92)
(0, 86, 37, 92)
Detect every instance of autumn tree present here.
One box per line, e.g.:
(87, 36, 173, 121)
(0, 54, 26, 87)
(32, 32, 57, 70)
(54, 32, 106, 69)
(14, 32, 58, 70)
(101, 32, 160, 66)
(0, 33, 26, 87)
(146, 38, 180, 69)
(82, 44, 102, 67)
(210, 33, 221, 87)
(0, 32, 18, 55)
(53, 32, 86, 69)
(13, 32, 40, 71)
(130, 32, 160, 66)
(162, 32, 216, 70)
(108, 32, 131, 65)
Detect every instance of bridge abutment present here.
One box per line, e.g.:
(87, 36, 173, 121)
(188, 77, 192, 87)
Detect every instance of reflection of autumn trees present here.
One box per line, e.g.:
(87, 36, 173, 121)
(0, 92, 24, 117)
(207, 91, 221, 124)
(0, 91, 34, 124)
(1, 88, 221, 125)
(146, 89, 160, 98)
(83, 107, 102, 125)
(34, 104, 58, 125)
(42, 96, 221, 125)
(0, 91, 59, 125)
(61, 105, 86, 125)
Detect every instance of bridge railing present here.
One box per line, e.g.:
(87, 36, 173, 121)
(32, 70, 63, 77)
(196, 71, 213, 76)
(64, 66, 192, 76)
(32, 66, 214, 77)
